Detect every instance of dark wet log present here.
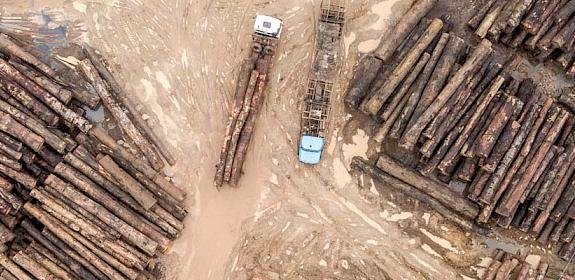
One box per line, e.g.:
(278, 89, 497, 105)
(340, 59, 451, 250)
(373, 0, 438, 61)
(0, 223, 14, 244)
(468, 170, 491, 202)
(30, 188, 147, 271)
(80, 59, 164, 171)
(507, 0, 537, 32)
(362, 19, 443, 115)
(0, 58, 92, 133)
(552, 15, 575, 49)
(0, 88, 43, 124)
(345, 55, 383, 109)
(9, 59, 72, 104)
(522, 0, 553, 33)
(351, 157, 486, 233)
(525, 145, 561, 202)
(510, 29, 529, 48)
(534, 146, 575, 211)
(436, 76, 504, 175)
(476, 0, 507, 38)
(84, 44, 175, 166)
(558, 112, 575, 147)
(64, 153, 180, 237)
(98, 154, 157, 210)
(496, 109, 568, 217)
(561, 220, 575, 242)
(419, 116, 466, 176)
(0, 186, 21, 213)
(0, 162, 36, 189)
(399, 39, 493, 151)
(375, 52, 431, 141)
(551, 216, 569, 242)
(520, 207, 538, 231)
(481, 120, 521, 173)
(25, 247, 75, 280)
(48, 167, 164, 254)
(12, 251, 57, 280)
(555, 0, 575, 24)
(456, 157, 478, 182)
(89, 127, 185, 203)
(550, 172, 575, 221)
(389, 33, 450, 139)
(0, 111, 43, 152)
(537, 219, 556, 244)
(0, 34, 56, 78)
(561, 239, 575, 260)
(0, 254, 34, 280)
(468, 0, 497, 29)
(403, 35, 465, 131)
(377, 154, 480, 219)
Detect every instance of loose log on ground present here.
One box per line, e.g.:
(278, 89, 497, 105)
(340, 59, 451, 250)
(83, 44, 175, 166)
(362, 19, 443, 115)
(377, 154, 479, 219)
(80, 59, 164, 171)
(9, 59, 72, 104)
(399, 39, 493, 151)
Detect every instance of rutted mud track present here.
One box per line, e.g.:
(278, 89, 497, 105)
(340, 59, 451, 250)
(0, 0, 512, 279)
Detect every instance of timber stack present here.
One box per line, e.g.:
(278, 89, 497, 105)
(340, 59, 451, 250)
(468, 0, 575, 78)
(479, 249, 554, 279)
(0, 33, 187, 280)
(345, 0, 575, 264)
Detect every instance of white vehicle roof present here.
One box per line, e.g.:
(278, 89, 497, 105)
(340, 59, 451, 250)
(254, 15, 283, 39)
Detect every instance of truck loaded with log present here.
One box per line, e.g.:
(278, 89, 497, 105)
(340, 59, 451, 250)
(214, 15, 283, 188)
(298, 0, 345, 165)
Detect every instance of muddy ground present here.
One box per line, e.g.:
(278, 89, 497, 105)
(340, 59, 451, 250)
(1, 0, 573, 279)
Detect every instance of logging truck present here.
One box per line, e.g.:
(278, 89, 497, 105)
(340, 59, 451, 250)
(214, 15, 283, 188)
(298, 1, 345, 165)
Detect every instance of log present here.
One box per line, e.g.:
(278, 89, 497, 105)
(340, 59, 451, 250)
(537, 219, 556, 244)
(484, 260, 503, 280)
(436, 76, 505, 175)
(481, 120, 521, 173)
(45, 174, 160, 255)
(351, 157, 486, 233)
(0, 58, 92, 133)
(0, 111, 43, 152)
(0, 34, 56, 78)
(0, 132, 21, 152)
(522, 0, 553, 33)
(552, 15, 575, 49)
(375, 52, 430, 141)
(507, 0, 537, 32)
(476, 0, 506, 38)
(214, 61, 258, 188)
(462, 93, 503, 159)
(403, 35, 465, 131)
(0, 186, 21, 213)
(9, 59, 72, 104)
(456, 157, 478, 182)
(399, 39, 493, 151)
(0, 254, 34, 280)
(468, 0, 497, 30)
(488, 0, 522, 39)
(551, 216, 569, 242)
(0, 88, 44, 125)
(79, 59, 164, 171)
(362, 19, 443, 115)
(373, 0, 438, 62)
(345, 55, 383, 109)
(0, 140, 22, 162)
(222, 71, 259, 182)
(377, 154, 479, 219)
(525, 145, 561, 201)
(561, 220, 575, 242)
(0, 223, 14, 245)
(389, 33, 450, 139)
(468, 170, 491, 202)
(555, 0, 575, 24)
(25, 247, 75, 280)
(98, 154, 157, 210)
(419, 114, 466, 176)
(83, 44, 175, 166)
(525, 0, 564, 48)
(537, 146, 575, 211)
(550, 172, 575, 221)
(496, 109, 569, 217)
(89, 127, 185, 203)
(12, 251, 57, 280)
(0, 163, 36, 189)
(495, 257, 519, 280)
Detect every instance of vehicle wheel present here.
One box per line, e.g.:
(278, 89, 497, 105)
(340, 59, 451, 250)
(252, 43, 262, 53)
(264, 45, 274, 56)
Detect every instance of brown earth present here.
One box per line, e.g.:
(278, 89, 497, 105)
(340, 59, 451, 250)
(0, 0, 568, 279)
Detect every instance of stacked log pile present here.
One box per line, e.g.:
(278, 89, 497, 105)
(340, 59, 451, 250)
(468, 0, 575, 78)
(480, 249, 550, 280)
(345, 0, 575, 264)
(0, 34, 187, 280)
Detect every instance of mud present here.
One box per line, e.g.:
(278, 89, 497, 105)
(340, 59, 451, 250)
(1, 0, 572, 279)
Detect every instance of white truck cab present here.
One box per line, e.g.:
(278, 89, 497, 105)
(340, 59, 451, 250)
(254, 15, 283, 39)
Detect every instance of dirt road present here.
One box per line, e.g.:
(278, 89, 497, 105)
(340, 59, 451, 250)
(0, 0, 515, 279)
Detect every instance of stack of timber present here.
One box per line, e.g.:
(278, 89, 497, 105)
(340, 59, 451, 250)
(0, 33, 187, 280)
(468, 0, 575, 78)
(344, 0, 575, 264)
(480, 249, 552, 280)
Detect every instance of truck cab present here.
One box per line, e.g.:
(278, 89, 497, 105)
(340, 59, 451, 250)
(299, 135, 325, 165)
(254, 15, 283, 39)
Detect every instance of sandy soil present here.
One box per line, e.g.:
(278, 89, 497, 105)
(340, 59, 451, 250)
(0, 0, 564, 279)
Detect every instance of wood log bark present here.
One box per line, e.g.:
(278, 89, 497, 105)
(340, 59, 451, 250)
(345, 55, 383, 109)
(9, 60, 72, 104)
(389, 33, 450, 139)
(83, 44, 175, 166)
(89, 127, 185, 203)
(20, 220, 98, 280)
(80, 59, 164, 171)
(553, 15, 575, 49)
(507, 0, 537, 32)
(561, 220, 575, 242)
(551, 216, 569, 242)
(0, 34, 56, 78)
(0, 111, 43, 152)
(0, 131, 21, 152)
(555, 0, 575, 24)
(362, 19, 443, 115)
(404, 35, 465, 131)
(537, 146, 575, 211)
(0, 254, 34, 280)
(0, 162, 36, 189)
(456, 157, 478, 182)
(98, 155, 157, 210)
(0, 223, 14, 245)
(481, 120, 521, 173)
(25, 247, 75, 280)
(522, 0, 553, 33)
(496, 109, 569, 217)
(377, 154, 479, 219)
(0, 187, 21, 213)
(525, 145, 561, 202)
(468, 0, 497, 29)
(488, 0, 521, 39)
(475, 95, 524, 157)
(45, 174, 160, 255)
(373, 0, 438, 61)
(0, 82, 59, 126)
(476, 0, 506, 38)
(525, 0, 565, 48)
(468, 170, 491, 202)
(464, 94, 504, 158)
(12, 251, 57, 280)
(537, 219, 556, 244)
(0, 58, 91, 133)
(351, 157, 486, 233)
(399, 39, 493, 151)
